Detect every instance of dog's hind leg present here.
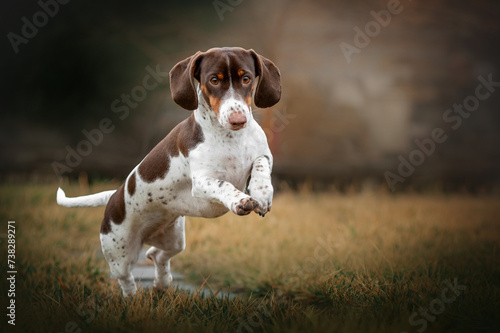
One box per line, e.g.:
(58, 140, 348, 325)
(100, 230, 142, 297)
(145, 216, 186, 290)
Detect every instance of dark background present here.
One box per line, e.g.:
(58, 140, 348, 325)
(1, 0, 499, 192)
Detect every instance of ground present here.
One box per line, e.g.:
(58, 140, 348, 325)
(0, 181, 499, 332)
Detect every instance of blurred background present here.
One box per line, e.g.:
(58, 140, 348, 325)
(1, 0, 499, 192)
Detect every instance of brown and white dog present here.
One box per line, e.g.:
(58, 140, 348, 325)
(57, 47, 281, 296)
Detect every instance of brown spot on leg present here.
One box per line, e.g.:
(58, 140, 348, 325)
(101, 184, 126, 234)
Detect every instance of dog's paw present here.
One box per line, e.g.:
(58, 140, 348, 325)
(231, 196, 260, 216)
(248, 183, 273, 217)
(153, 273, 173, 290)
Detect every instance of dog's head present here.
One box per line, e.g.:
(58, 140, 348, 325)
(169, 47, 281, 131)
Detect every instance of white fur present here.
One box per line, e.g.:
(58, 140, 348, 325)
(58, 82, 273, 297)
(57, 187, 116, 207)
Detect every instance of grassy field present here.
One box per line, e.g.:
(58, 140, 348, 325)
(0, 181, 499, 332)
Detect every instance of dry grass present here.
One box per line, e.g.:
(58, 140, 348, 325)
(0, 182, 499, 332)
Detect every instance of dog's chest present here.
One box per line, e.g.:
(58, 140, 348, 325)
(195, 136, 255, 189)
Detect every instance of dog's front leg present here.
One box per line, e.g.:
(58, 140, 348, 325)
(191, 174, 259, 215)
(247, 155, 273, 216)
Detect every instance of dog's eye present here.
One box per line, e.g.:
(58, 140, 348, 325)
(242, 76, 251, 84)
(210, 77, 219, 85)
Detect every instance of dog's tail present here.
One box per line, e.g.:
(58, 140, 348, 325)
(56, 187, 116, 208)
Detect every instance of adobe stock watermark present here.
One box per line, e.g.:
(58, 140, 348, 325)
(286, 233, 337, 282)
(7, 0, 71, 54)
(339, 0, 408, 64)
(237, 303, 272, 333)
(51, 64, 169, 179)
(385, 73, 500, 191)
(53, 293, 113, 333)
(401, 278, 466, 333)
(261, 106, 295, 145)
(237, 233, 337, 333)
(213, 0, 245, 21)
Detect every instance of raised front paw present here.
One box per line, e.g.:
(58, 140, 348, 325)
(248, 183, 273, 217)
(231, 196, 260, 216)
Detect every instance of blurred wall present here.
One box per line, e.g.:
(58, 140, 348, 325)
(1, 0, 499, 190)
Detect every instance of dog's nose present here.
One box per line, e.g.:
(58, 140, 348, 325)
(228, 113, 247, 130)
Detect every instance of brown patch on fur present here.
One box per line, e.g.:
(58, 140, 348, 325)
(101, 114, 201, 233)
(244, 96, 252, 109)
(171, 48, 280, 111)
(127, 172, 136, 196)
(201, 84, 222, 115)
(101, 184, 126, 234)
(249, 50, 281, 108)
(245, 85, 254, 108)
(208, 96, 222, 115)
(173, 113, 205, 157)
(138, 145, 171, 183)
(169, 51, 204, 111)
(138, 114, 204, 183)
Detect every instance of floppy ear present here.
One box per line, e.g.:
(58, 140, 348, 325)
(169, 51, 204, 110)
(249, 49, 282, 108)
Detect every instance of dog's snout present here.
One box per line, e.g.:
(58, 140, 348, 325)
(228, 113, 247, 130)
